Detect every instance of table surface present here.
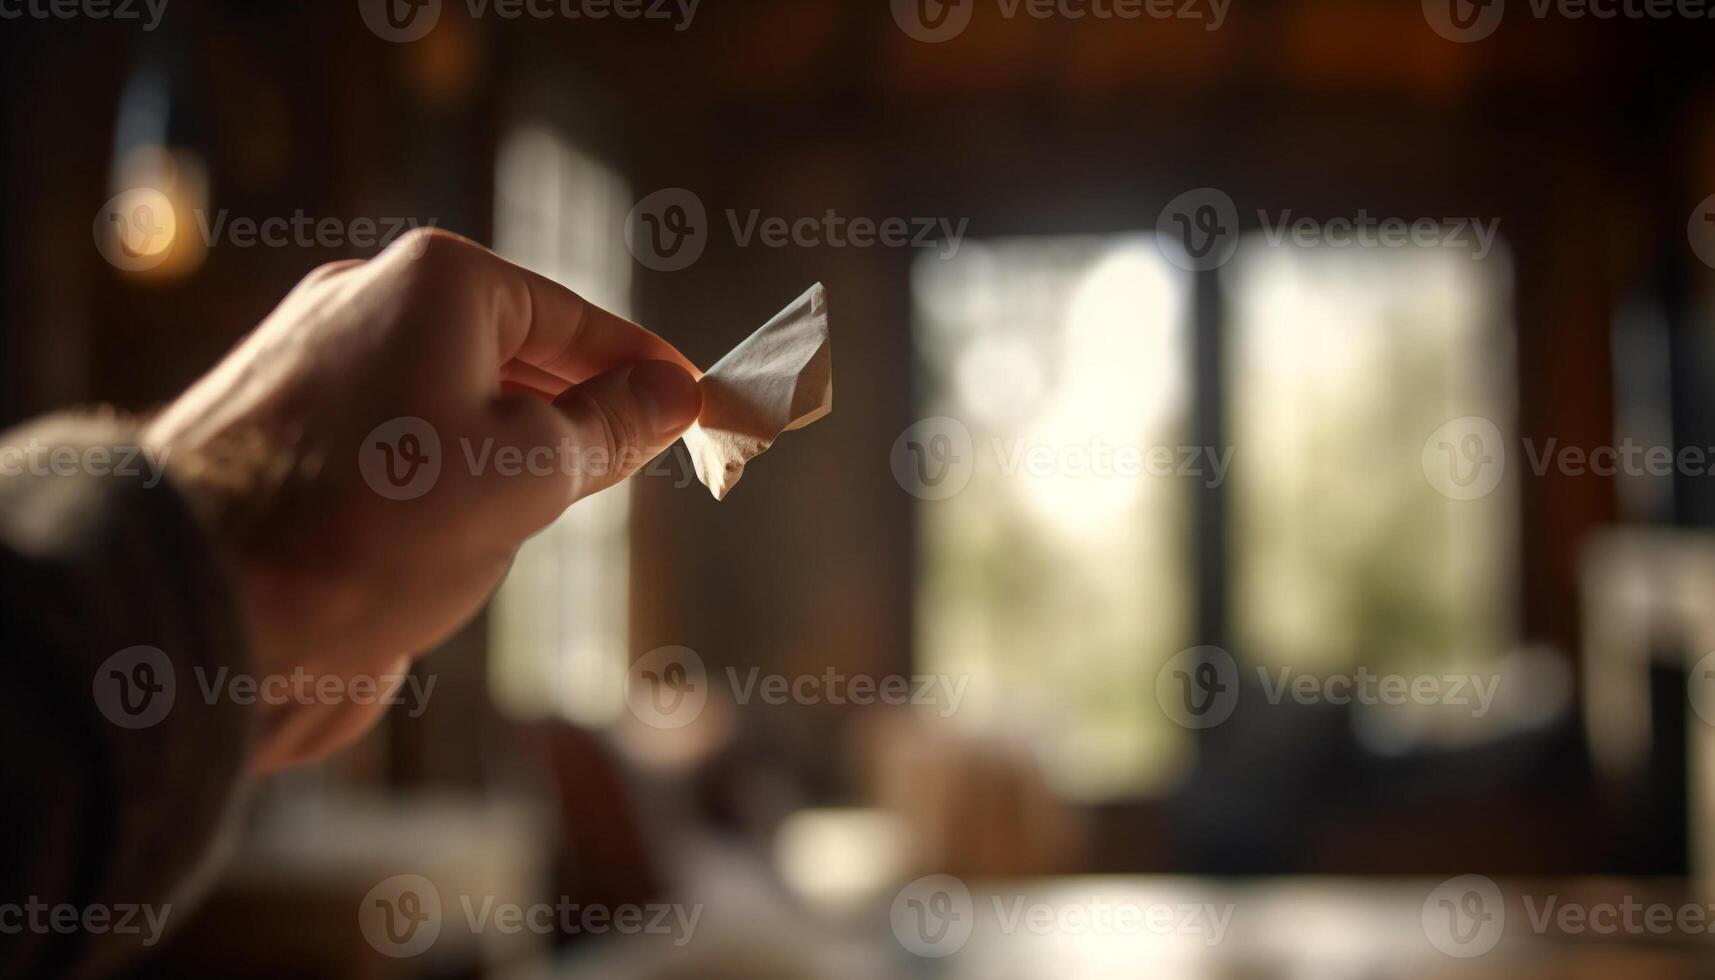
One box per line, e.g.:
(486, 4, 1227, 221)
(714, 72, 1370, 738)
(532, 876, 1715, 980)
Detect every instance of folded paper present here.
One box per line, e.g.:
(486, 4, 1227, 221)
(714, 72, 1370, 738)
(681, 283, 832, 500)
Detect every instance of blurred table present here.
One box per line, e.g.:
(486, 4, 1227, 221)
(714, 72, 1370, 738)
(528, 875, 1715, 980)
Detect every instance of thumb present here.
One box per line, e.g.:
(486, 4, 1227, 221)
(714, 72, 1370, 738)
(554, 359, 702, 502)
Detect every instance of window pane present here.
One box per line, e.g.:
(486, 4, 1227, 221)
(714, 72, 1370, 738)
(489, 125, 633, 725)
(1226, 241, 1517, 745)
(912, 236, 1193, 799)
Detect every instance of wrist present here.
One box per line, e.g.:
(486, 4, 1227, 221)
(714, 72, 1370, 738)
(144, 419, 305, 680)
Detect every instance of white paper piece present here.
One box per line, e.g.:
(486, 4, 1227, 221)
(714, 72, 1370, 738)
(681, 283, 832, 500)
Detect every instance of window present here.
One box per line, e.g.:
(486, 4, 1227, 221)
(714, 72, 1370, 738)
(910, 232, 1520, 796)
(488, 124, 634, 725)
(1226, 241, 1517, 749)
(911, 236, 1195, 799)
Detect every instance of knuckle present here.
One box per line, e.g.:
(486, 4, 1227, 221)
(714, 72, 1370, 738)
(393, 226, 470, 270)
(382, 229, 480, 310)
(573, 391, 639, 490)
(289, 259, 359, 295)
(590, 395, 637, 462)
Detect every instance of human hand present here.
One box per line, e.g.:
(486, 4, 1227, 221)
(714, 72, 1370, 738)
(144, 230, 702, 772)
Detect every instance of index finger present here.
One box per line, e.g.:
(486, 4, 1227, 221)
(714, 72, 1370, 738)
(502, 265, 700, 384)
(412, 230, 702, 385)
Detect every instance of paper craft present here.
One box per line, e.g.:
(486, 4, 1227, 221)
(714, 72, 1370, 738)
(681, 283, 832, 500)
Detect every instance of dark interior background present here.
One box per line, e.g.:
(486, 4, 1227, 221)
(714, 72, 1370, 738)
(5, 1, 1715, 976)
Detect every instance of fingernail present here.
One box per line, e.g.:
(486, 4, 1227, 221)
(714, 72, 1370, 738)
(630, 360, 702, 435)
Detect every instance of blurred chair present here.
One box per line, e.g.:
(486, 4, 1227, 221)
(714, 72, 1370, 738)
(1581, 528, 1715, 884)
(129, 793, 549, 980)
(857, 710, 1086, 878)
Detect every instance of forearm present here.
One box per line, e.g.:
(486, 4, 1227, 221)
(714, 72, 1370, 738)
(0, 413, 253, 979)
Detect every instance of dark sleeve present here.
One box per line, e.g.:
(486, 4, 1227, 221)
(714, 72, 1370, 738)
(0, 415, 253, 980)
